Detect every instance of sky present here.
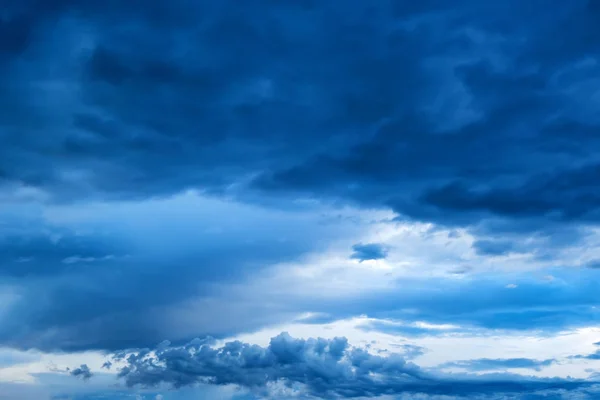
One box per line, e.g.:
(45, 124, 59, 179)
(2, 0, 600, 399)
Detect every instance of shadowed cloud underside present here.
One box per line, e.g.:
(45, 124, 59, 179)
(2, 0, 600, 399)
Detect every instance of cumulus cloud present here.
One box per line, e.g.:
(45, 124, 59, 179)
(70, 364, 92, 380)
(112, 332, 593, 399)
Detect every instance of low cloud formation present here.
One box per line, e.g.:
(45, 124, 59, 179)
(70, 364, 92, 380)
(113, 333, 592, 398)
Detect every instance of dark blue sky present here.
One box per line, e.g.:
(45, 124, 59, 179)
(2, 1, 600, 399)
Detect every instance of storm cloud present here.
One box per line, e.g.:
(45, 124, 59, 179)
(2, 1, 600, 398)
(0, 0, 598, 229)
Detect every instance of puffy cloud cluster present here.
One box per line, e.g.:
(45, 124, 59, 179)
(113, 333, 593, 398)
(70, 364, 93, 380)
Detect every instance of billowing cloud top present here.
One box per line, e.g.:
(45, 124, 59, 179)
(113, 332, 593, 399)
(2, 1, 600, 399)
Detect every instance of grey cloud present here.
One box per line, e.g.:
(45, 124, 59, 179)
(0, 0, 597, 236)
(2, 0, 600, 363)
(113, 332, 594, 399)
(70, 364, 92, 380)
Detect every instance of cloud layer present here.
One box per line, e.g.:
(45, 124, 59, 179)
(0, 0, 599, 230)
(113, 333, 593, 399)
(2, 0, 600, 398)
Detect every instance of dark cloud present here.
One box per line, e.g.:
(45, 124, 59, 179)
(0, 0, 596, 232)
(1, 0, 600, 372)
(440, 358, 556, 372)
(70, 364, 92, 380)
(113, 332, 594, 398)
(350, 243, 388, 262)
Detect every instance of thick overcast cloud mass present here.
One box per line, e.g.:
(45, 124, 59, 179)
(3, 0, 600, 399)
